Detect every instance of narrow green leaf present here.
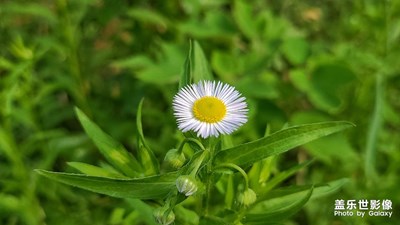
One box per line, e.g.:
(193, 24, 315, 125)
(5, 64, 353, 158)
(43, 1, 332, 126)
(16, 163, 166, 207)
(74, 107, 143, 177)
(35, 169, 177, 199)
(257, 156, 276, 184)
(179, 44, 192, 89)
(67, 162, 127, 178)
(256, 160, 314, 195)
(109, 208, 126, 224)
(136, 99, 160, 175)
(248, 156, 277, 188)
(126, 199, 159, 225)
(138, 145, 159, 176)
(0, 127, 19, 165)
(310, 178, 349, 199)
(258, 178, 349, 202)
(136, 99, 147, 147)
(127, 8, 169, 29)
(1, 2, 57, 25)
(179, 40, 213, 88)
(365, 73, 384, 179)
(214, 121, 354, 167)
(199, 216, 229, 225)
(0, 194, 20, 213)
(175, 205, 200, 225)
(243, 188, 313, 224)
(191, 40, 213, 82)
(221, 135, 234, 149)
(247, 127, 276, 189)
(246, 179, 348, 224)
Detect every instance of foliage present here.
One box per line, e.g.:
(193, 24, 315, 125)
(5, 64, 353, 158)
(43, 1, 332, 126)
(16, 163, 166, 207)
(36, 42, 353, 224)
(0, 0, 399, 225)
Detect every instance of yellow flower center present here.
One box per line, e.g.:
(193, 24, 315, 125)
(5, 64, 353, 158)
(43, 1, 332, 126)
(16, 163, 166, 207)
(192, 96, 227, 123)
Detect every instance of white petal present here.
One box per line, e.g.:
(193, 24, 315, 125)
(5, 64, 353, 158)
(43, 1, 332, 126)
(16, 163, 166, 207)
(172, 80, 248, 138)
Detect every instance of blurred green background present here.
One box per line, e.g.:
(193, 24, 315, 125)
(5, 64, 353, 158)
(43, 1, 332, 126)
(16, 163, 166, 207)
(0, 0, 399, 224)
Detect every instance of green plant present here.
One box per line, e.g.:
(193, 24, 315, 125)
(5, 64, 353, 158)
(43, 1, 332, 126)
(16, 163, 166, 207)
(36, 41, 354, 225)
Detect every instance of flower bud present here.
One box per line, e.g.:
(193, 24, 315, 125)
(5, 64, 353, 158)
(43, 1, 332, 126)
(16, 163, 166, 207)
(176, 175, 198, 196)
(164, 148, 186, 169)
(237, 188, 257, 206)
(153, 207, 175, 225)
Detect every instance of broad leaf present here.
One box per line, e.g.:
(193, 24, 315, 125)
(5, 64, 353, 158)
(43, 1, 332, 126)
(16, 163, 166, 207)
(214, 121, 354, 167)
(309, 63, 356, 113)
(211, 51, 241, 82)
(132, 43, 184, 84)
(233, 0, 258, 39)
(75, 107, 143, 177)
(281, 37, 310, 65)
(35, 169, 177, 199)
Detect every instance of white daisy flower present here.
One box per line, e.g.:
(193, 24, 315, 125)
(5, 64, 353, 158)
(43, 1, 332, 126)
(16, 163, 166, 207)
(172, 80, 248, 138)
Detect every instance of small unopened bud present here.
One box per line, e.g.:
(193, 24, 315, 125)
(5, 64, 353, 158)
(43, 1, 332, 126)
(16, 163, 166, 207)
(176, 175, 198, 196)
(164, 149, 186, 169)
(237, 188, 257, 206)
(153, 207, 175, 225)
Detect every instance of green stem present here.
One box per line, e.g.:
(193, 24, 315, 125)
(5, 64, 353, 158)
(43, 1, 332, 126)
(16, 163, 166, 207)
(214, 163, 249, 190)
(203, 138, 217, 216)
(204, 176, 212, 216)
